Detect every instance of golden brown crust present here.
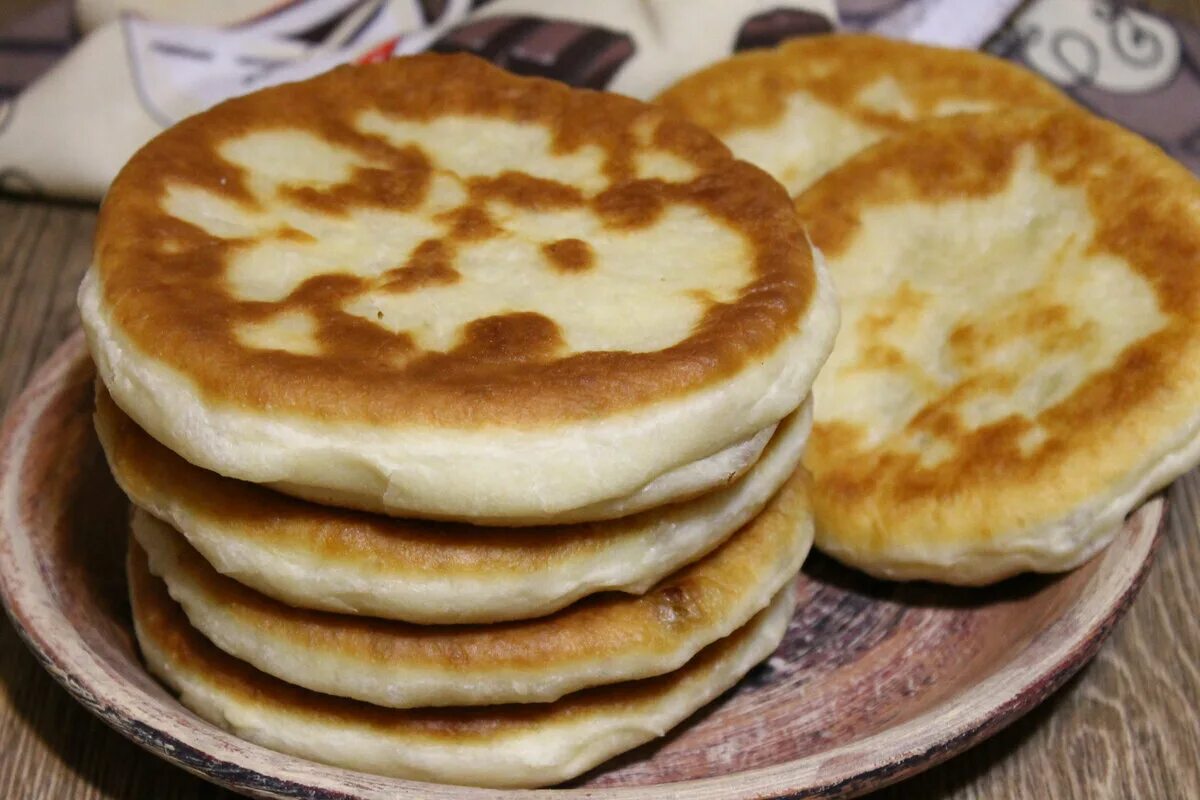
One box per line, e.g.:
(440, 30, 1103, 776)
(655, 33, 1075, 139)
(142, 468, 809, 671)
(797, 110, 1200, 551)
(94, 384, 746, 573)
(95, 54, 814, 427)
(128, 541, 774, 740)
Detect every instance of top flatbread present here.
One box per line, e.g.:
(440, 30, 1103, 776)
(796, 110, 1200, 584)
(80, 53, 838, 522)
(656, 34, 1076, 195)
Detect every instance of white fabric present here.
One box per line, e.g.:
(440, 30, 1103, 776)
(1, 0, 837, 199)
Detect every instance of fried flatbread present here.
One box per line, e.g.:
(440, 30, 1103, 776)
(82, 53, 837, 522)
(130, 541, 796, 789)
(797, 110, 1200, 583)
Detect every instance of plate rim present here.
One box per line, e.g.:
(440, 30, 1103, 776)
(0, 333, 1166, 800)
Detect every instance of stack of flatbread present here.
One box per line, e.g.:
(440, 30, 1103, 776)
(79, 53, 839, 787)
(81, 31, 1200, 789)
(660, 34, 1200, 585)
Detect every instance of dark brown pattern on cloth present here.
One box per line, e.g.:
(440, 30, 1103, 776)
(733, 8, 835, 52)
(430, 16, 635, 89)
(0, 0, 77, 100)
(836, 0, 911, 26)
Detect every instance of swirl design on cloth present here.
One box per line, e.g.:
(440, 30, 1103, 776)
(993, 0, 1200, 174)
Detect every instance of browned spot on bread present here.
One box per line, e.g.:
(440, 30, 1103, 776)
(852, 344, 908, 373)
(283, 273, 366, 307)
(655, 33, 1074, 138)
(281, 147, 433, 214)
(655, 584, 702, 627)
(275, 225, 315, 243)
(541, 238, 593, 273)
(436, 204, 501, 241)
(859, 283, 928, 337)
(469, 172, 584, 210)
(447, 312, 565, 363)
(593, 180, 667, 228)
(382, 239, 460, 293)
(946, 300, 1094, 371)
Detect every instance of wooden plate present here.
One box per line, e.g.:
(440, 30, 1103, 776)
(0, 334, 1164, 800)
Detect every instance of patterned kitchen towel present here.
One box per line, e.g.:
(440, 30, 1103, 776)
(0, 0, 837, 199)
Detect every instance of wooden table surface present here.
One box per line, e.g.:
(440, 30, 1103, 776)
(3, 2, 1200, 798)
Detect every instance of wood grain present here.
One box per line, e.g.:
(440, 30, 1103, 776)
(2, 2, 1200, 798)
